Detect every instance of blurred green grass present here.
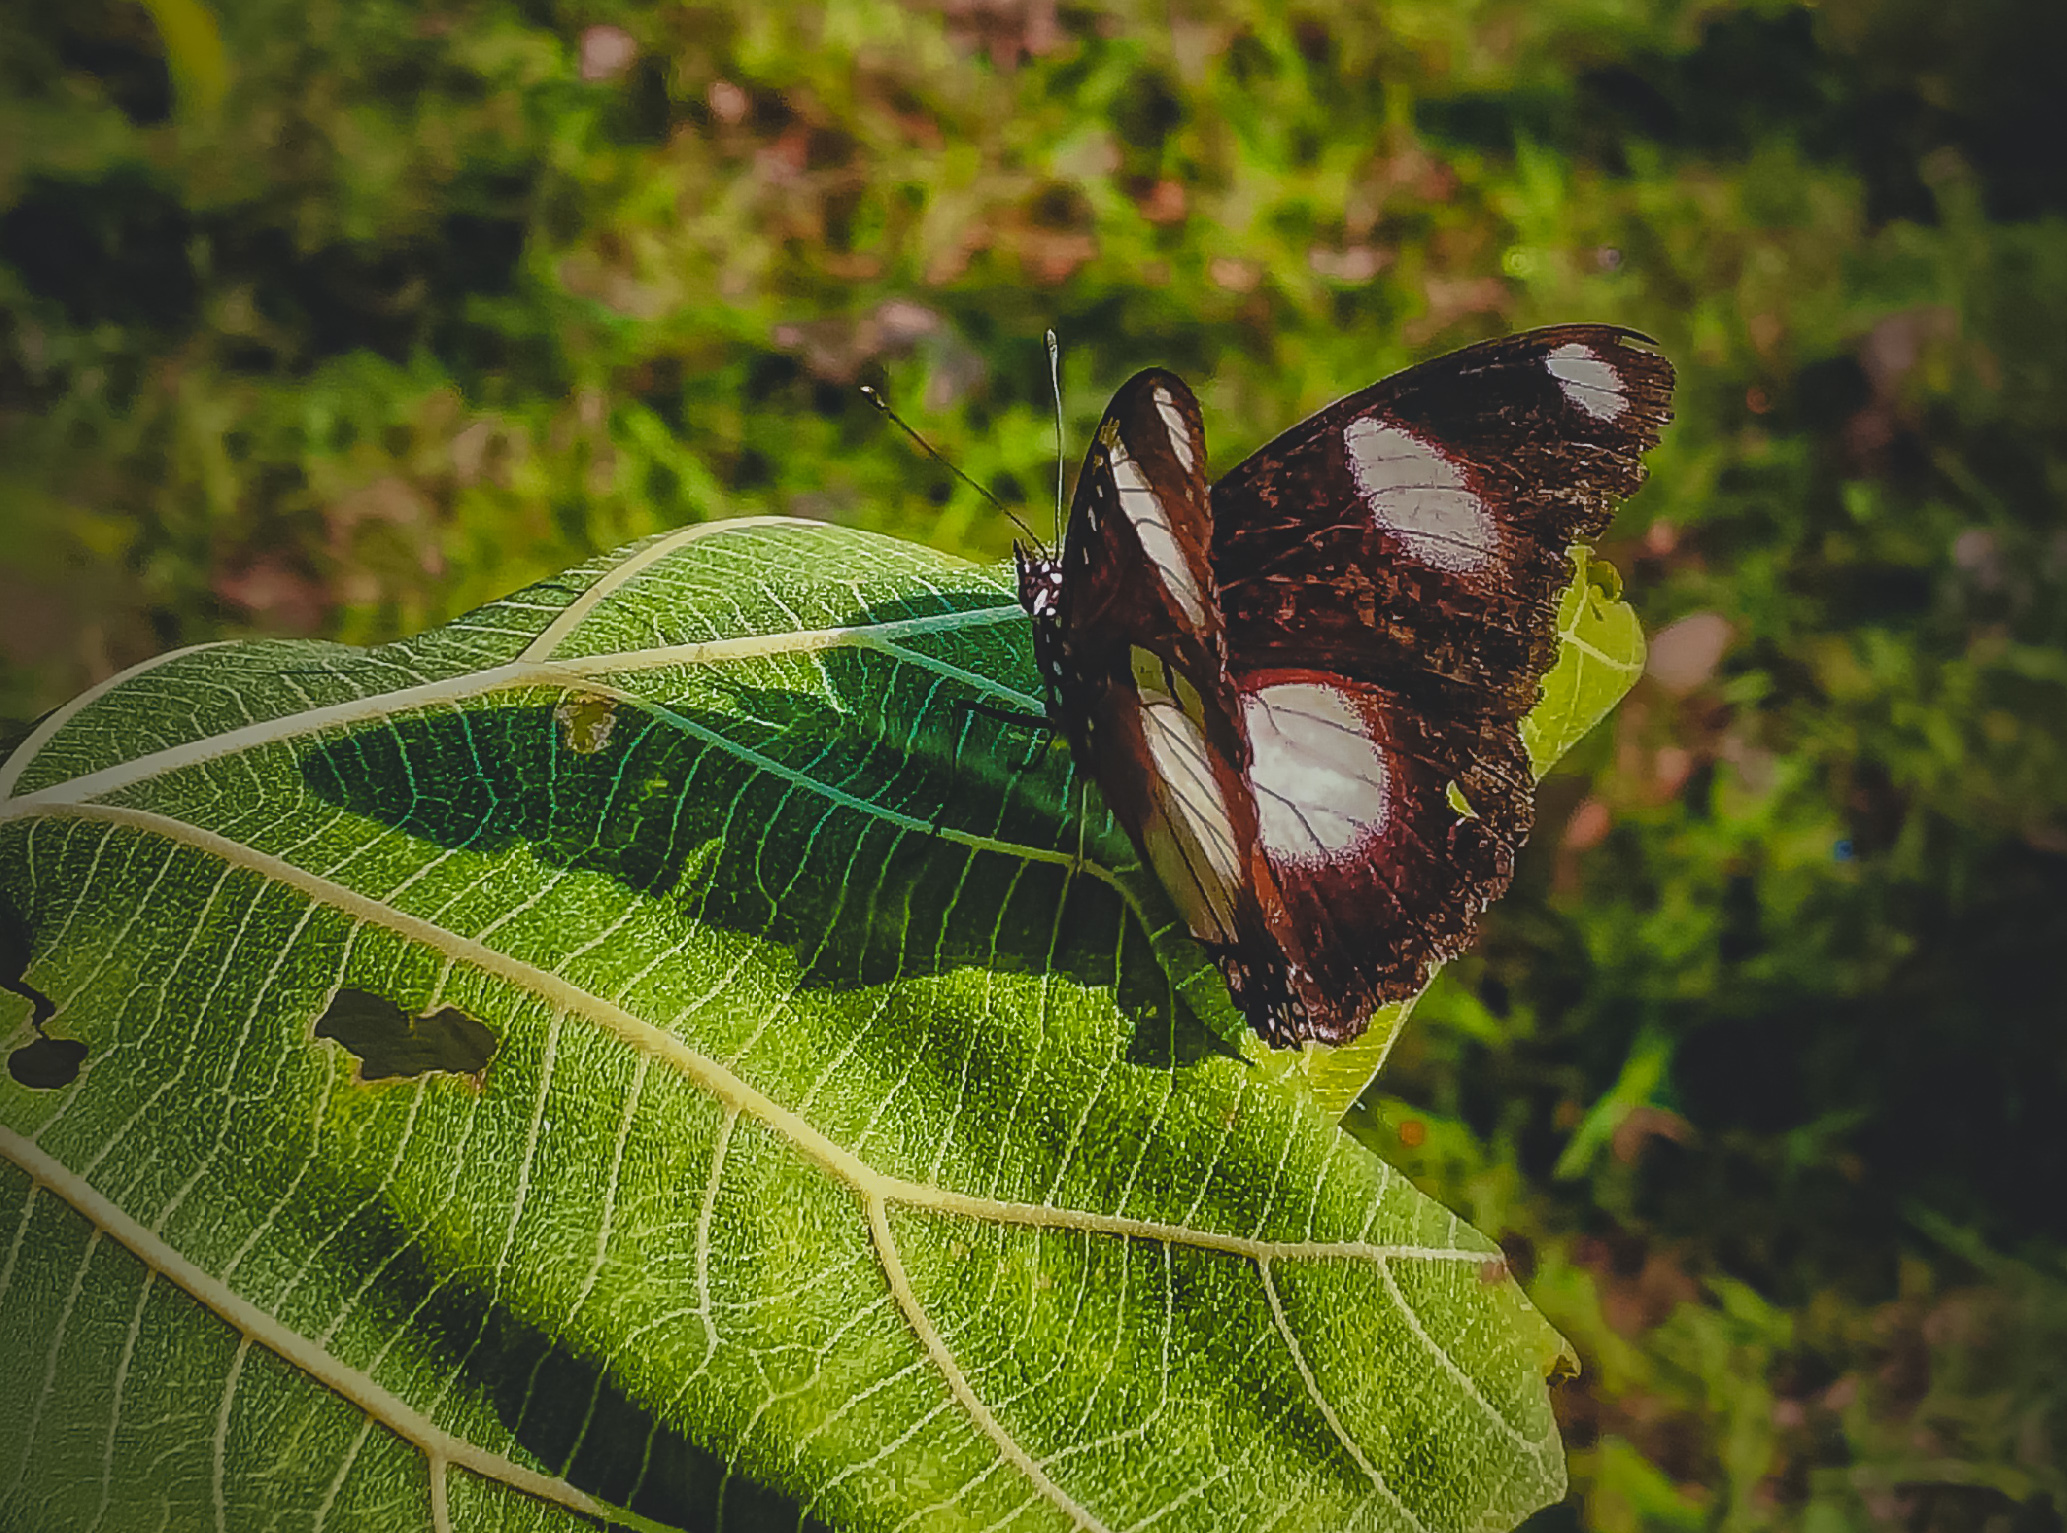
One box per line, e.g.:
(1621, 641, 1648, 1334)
(3, 0, 2064, 1527)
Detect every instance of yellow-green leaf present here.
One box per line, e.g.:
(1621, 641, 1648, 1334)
(1522, 549, 1647, 778)
(140, 0, 230, 117)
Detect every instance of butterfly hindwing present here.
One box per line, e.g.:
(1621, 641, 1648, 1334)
(1234, 668, 1528, 1041)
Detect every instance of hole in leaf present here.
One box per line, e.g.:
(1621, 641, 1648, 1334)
(8, 1036, 88, 1090)
(0, 888, 57, 1028)
(315, 988, 498, 1082)
(2, 885, 76, 1087)
(554, 693, 619, 755)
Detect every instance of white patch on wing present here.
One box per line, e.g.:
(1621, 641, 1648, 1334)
(1243, 681, 1389, 864)
(1131, 648, 1244, 941)
(1153, 386, 1197, 474)
(1109, 444, 1207, 625)
(1544, 341, 1627, 420)
(1342, 417, 1494, 573)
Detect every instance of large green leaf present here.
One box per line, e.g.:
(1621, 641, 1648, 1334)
(0, 519, 1584, 1533)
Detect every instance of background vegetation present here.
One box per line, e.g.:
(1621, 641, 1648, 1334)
(3, 0, 2063, 1526)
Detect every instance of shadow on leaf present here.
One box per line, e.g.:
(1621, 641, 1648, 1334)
(298, 682, 1231, 1069)
(315, 1188, 833, 1531)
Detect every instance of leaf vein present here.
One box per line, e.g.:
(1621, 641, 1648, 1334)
(0, 1126, 614, 1521)
(1374, 1258, 1551, 1458)
(26, 804, 1502, 1265)
(870, 1196, 1109, 1532)
(1260, 1258, 1426, 1533)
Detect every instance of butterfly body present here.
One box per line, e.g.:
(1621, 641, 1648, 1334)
(1018, 326, 1675, 1048)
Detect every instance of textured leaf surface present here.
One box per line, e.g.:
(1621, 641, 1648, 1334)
(0, 520, 1577, 1533)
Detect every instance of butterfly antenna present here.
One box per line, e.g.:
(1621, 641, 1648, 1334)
(862, 386, 1045, 550)
(1047, 328, 1066, 547)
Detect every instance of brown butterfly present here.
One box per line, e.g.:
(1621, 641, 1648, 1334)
(1015, 325, 1675, 1047)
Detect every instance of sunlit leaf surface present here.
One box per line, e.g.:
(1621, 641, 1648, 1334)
(0, 520, 1580, 1533)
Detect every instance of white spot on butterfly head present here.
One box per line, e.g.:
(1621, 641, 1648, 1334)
(1153, 386, 1197, 475)
(1109, 442, 1207, 626)
(1342, 417, 1494, 573)
(1544, 341, 1627, 421)
(1242, 681, 1389, 864)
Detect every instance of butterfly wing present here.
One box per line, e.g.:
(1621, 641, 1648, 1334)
(1020, 370, 1300, 1032)
(1211, 325, 1676, 1043)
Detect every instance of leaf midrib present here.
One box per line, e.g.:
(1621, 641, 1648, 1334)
(0, 604, 1038, 818)
(21, 800, 1497, 1266)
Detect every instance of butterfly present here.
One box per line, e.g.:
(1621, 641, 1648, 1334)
(1014, 324, 1675, 1048)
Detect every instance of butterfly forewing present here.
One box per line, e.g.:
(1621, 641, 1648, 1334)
(1213, 325, 1671, 709)
(1205, 325, 1674, 1042)
(1018, 371, 1295, 1024)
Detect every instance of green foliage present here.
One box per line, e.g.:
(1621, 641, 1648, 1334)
(3, 0, 2065, 1527)
(0, 520, 1575, 1532)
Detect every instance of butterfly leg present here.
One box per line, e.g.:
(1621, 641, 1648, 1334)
(957, 698, 1054, 735)
(929, 697, 1055, 837)
(1010, 731, 1055, 774)
(973, 701, 1059, 779)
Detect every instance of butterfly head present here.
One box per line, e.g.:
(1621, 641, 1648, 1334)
(1013, 542, 1071, 706)
(1012, 542, 1063, 620)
